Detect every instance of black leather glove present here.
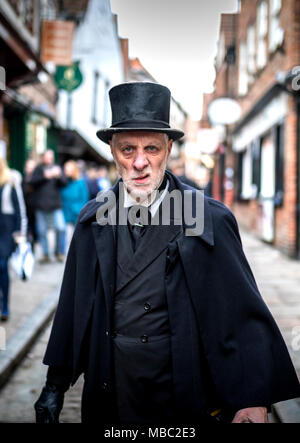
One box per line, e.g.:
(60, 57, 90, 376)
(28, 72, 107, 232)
(34, 383, 65, 423)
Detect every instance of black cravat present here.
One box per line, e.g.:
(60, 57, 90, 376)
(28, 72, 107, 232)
(127, 206, 151, 252)
(127, 175, 168, 252)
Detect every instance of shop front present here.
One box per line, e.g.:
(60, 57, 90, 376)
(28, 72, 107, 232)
(232, 89, 290, 251)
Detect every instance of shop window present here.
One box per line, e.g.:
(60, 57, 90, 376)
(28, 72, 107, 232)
(260, 135, 275, 199)
(241, 146, 253, 199)
(269, 0, 284, 52)
(238, 41, 248, 96)
(8, 0, 35, 34)
(102, 79, 111, 126)
(40, 0, 57, 20)
(247, 25, 256, 85)
(256, 1, 268, 70)
(251, 139, 261, 199)
(274, 123, 284, 206)
(237, 146, 253, 200)
(216, 32, 226, 70)
(91, 71, 100, 124)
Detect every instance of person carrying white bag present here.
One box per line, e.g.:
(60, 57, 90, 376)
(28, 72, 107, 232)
(0, 158, 25, 321)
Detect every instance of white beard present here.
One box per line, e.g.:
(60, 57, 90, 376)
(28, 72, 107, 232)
(115, 154, 168, 204)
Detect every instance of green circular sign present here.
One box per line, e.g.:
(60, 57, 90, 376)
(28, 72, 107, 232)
(54, 61, 83, 92)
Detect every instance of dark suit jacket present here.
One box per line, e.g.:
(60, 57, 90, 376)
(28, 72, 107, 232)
(43, 172, 300, 423)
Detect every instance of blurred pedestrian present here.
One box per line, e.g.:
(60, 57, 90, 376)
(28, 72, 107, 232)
(29, 150, 67, 264)
(85, 163, 100, 199)
(22, 159, 38, 251)
(61, 160, 89, 251)
(0, 158, 21, 321)
(97, 165, 111, 191)
(168, 157, 200, 189)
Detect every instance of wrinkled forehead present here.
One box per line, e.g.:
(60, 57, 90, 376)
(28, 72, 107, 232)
(111, 131, 168, 146)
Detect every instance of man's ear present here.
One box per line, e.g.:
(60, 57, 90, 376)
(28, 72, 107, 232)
(109, 140, 114, 157)
(167, 139, 173, 158)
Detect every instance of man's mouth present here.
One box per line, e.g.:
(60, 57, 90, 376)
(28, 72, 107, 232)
(132, 174, 150, 184)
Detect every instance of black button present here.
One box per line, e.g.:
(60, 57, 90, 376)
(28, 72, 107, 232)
(102, 382, 109, 391)
(144, 303, 151, 312)
(141, 334, 148, 343)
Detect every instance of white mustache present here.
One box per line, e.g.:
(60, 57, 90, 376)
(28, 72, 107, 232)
(128, 171, 152, 181)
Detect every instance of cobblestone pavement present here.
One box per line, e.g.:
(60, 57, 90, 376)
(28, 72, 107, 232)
(240, 229, 300, 382)
(0, 323, 83, 423)
(0, 228, 299, 423)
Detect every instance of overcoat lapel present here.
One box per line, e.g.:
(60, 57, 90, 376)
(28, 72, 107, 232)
(92, 222, 116, 315)
(117, 225, 134, 273)
(116, 223, 182, 293)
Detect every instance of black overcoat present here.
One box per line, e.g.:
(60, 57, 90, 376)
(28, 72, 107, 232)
(43, 172, 300, 423)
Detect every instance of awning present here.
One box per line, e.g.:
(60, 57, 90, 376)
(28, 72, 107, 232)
(58, 129, 111, 165)
(232, 91, 288, 152)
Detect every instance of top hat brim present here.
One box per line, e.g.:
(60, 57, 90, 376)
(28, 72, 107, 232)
(96, 127, 185, 144)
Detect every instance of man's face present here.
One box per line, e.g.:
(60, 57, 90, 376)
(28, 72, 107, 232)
(42, 150, 54, 166)
(110, 131, 172, 201)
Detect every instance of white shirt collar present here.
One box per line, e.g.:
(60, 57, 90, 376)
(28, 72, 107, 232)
(123, 180, 170, 218)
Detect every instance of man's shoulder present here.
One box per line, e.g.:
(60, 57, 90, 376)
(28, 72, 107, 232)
(205, 196, 238, 231)
(78, 197, 99, 223)
(206, 196, 233, 216)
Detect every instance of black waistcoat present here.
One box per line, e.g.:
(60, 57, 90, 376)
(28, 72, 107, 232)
(114, 224, 170, 337)
(112, 194, 182, 425)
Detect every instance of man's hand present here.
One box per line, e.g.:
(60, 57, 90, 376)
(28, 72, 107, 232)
(34, 383, 65, 423)
(44, 167, 61, 179)
(232, 407, 268, 423)
(52, 166, 62, 178)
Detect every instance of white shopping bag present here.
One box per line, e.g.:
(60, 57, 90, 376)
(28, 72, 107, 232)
(10, 241, 35, 280)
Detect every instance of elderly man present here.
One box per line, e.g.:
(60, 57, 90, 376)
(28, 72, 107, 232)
(34, 82, 300, 425)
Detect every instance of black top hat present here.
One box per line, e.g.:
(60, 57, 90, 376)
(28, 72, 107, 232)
(96, 82, 185, 144)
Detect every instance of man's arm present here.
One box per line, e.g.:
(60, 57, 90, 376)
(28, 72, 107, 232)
(29, 166, 47, 186)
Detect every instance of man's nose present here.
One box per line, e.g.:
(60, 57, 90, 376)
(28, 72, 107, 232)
(133, 152, 149, 170)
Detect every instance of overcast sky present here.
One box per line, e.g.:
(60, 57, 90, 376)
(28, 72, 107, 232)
(110, 0, 238, 119)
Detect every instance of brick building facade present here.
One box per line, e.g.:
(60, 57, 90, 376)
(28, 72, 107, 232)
(203, 0, 300, 258)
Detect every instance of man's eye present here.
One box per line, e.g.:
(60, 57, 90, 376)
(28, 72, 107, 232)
(123, 147, 133, 153)
(147, 146, 158, 152)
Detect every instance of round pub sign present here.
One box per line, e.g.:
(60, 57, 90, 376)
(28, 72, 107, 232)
(54, 61, 83, 92)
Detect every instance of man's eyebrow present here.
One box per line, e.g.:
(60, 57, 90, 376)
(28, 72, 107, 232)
(116, 141, 161, 147)
(116, 141, 136, 147)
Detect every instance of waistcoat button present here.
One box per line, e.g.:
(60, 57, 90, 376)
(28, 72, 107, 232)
(141, 334, 148, 343)
(144, 303, 151, 312)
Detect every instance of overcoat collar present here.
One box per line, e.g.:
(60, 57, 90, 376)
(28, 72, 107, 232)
(79, 170, 215, 247)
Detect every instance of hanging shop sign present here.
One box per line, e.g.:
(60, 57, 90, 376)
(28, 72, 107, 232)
(208, 97, 242, 126)
(54, 62, 83, 92)
(41, 20, 75, 66)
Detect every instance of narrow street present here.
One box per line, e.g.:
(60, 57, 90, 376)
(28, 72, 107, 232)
(0, 323, 83, 423)
(0, 228, 299, 423)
